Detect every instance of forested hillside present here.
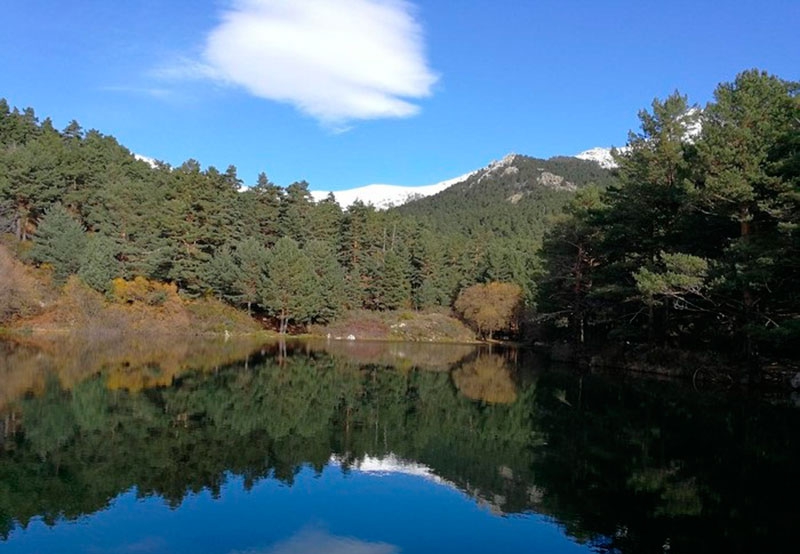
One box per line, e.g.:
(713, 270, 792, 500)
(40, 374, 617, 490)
(0, 100, 596, 333)
(398, 153, 615, 239)
(395, 153, 615, 300)
(1, 68, 798, 366)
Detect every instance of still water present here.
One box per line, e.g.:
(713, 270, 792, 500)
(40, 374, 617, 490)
(0, 337, 798, 553)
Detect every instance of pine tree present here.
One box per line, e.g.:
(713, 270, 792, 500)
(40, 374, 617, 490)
(239, 172, 281, 245)
(78, 234, 120, 292)
(697, 70, 799, 356)
(279, 181, 314, 245)
(304, 239, 347, 323)
(368, 249, 411, 310)
(203, 244, 241, 302)
(28, 203, 87, 283)
(233, 237, 269, 315)
(262, 237, 318, 333)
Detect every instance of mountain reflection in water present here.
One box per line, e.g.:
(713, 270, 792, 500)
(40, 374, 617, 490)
(0, 337, 798, 553)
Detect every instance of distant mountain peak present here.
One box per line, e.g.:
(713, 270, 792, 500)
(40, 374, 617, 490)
(575, 147, 619, 169)
(310, 150, 615, 211)
(478, 153, 521, 182)
(310, 169, 476, 210)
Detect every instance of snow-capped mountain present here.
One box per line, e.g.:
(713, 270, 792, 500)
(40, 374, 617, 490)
(575, 147, 619, 169)
(310, 151, 610, 210)
(310, 170, 475, 209)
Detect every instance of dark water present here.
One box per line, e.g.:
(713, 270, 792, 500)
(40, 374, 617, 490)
(0, 338, 798, 553)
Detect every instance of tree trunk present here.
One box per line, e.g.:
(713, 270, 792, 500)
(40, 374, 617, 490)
(279, 309, 288, 334)
(740, 211, 753, 333)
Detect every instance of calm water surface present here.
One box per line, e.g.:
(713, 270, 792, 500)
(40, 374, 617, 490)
(0, 337, 798, 553)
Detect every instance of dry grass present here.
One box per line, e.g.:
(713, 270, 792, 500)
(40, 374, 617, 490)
(312, 309, 476, 343)
(10, 276, 261, 337)
(0, 243, 54, 325)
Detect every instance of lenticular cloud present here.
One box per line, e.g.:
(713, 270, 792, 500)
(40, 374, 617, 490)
(203, 0, 438, 124)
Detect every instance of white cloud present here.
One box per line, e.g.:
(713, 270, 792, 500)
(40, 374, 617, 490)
(230, 528, 399, 554)
(171, 0, 438, 125)
(102, 85, 175, 99)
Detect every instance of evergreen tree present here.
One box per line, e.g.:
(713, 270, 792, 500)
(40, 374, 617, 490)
(538, 187, 605, 344)
(368, 249, 411, 310)
(78, 234, 120, 292)
(28, 203, 87, 283)
(0, 123, 66, 240)
(309, 193, 343, 241)
(696, 70, 800, 356)
(262, 237, 318, 333)
(203, 244, 240, 302)
(592, 92, 701, 341)
(279, 181, 314, 245)
(304, 239, 347, 323)
(238, 172, 281, 245)
(233, 237, 269, 315)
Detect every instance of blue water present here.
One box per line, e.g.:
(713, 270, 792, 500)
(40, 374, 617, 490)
(3, 466, 591, 554)
(3, 341, 798, 553)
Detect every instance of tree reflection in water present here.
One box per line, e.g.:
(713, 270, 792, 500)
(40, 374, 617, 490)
(0, 338, 798, 553)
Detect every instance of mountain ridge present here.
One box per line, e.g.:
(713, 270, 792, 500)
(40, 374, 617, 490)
(311, 150, 615, 209)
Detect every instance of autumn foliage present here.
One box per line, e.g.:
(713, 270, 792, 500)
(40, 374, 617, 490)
(108, 277, 180, 307)
(452, 354, 517, 404)
(0, 244, 48, 324)
(454, 282, 523, 339)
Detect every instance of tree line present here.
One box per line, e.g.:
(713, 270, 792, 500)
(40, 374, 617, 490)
(2, 68, 797, 352)
(0, 102, 563, 332)
(537, 69, 799, 361)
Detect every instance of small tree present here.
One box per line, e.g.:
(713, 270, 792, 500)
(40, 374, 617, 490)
(28, 203, 86, 284)
(262, 237, 318, 334)
(305, 239, 346, 323)
(454, 282, 523, 339)
(78, 234, 120, 292)
(203, 244, 241, 302)
(233, 237, 269, 315)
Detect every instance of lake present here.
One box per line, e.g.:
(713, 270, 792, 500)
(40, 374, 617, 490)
(0, 337, 798, 553)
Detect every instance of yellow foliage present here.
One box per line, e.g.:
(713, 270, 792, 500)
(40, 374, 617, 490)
(452, 354, 518, 404)
(109, 276, 179, 307)
(454, 282, 523, 339)
(0, 244, 50, 323)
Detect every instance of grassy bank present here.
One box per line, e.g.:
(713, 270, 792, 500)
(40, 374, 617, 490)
(309, 309, 477, 343)
(3, 276, 262, 338)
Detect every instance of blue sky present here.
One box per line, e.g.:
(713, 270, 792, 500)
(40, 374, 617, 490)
(1, 0, 797, 190)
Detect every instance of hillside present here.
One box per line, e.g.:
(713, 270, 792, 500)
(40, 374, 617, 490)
(396, 153, 615, 242)
(310, 153, 614, 211)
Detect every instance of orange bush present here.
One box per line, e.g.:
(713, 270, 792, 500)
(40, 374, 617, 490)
(109, 276, 179, 307)
(454, 282, 523, 339)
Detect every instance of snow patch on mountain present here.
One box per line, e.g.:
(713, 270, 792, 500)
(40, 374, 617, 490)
(575, 147, 620, 169)
(311, 170, 476, 209)
(478, 153, 520, 182)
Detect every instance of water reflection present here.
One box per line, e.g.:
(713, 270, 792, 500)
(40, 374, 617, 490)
(249, 528, 399, 554)
(0, 338, 798, 553)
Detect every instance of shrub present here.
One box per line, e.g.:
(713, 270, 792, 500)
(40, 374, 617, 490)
(108, 277, 179, 307)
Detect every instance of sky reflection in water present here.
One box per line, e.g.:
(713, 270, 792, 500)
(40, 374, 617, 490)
(3, 465, 590, 554)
